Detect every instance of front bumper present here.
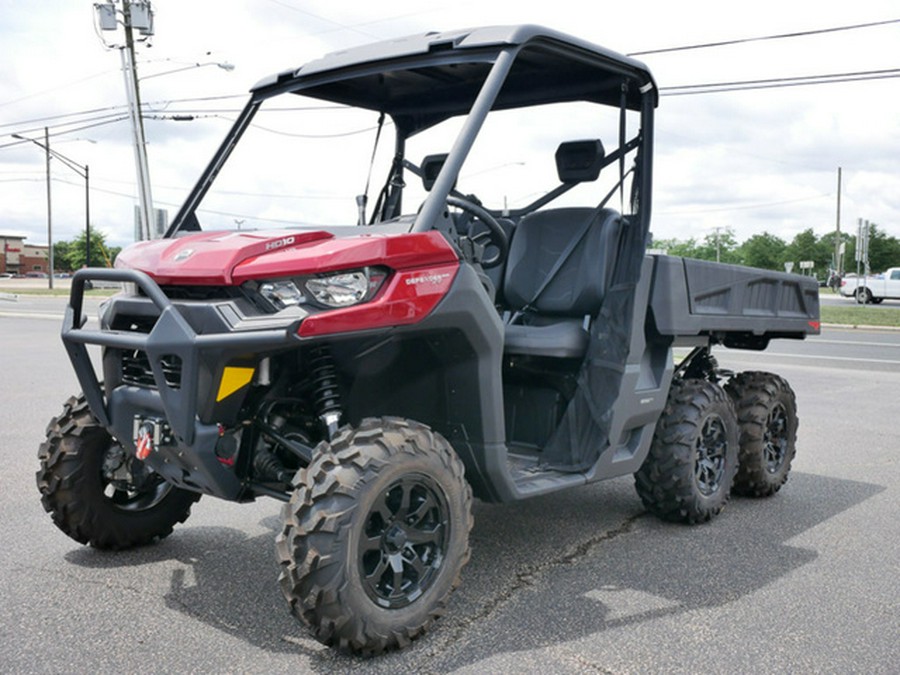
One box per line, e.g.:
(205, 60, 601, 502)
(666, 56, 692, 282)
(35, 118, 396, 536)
(62, 268, 301, 498)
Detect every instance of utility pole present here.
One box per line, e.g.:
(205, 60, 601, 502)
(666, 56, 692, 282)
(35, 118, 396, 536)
(122, 0, 154, 240)
(44, 127, 54, 288)
(13, 130, 91, 275)
(713, 226, 722, 263)
(834, 167, 842, 275)
(97, 1, 155, 240)
(84, 165, 91, 266)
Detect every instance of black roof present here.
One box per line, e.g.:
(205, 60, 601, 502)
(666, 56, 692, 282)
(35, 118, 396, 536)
(251, 25, 657, 134)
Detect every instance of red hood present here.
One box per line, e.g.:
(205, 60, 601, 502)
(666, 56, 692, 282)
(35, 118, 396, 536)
(115, 229, 459, 285)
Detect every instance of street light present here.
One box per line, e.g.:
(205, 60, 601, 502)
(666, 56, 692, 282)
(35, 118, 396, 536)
(13, 129, 92, 283)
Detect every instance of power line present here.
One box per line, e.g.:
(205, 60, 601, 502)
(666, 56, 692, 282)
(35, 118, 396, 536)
(0, 94, 244, 132)
(2, 22, 898, 144)
(1, 105, 375, 150)
(263, 0, 379, 39)
(248, 121, 384, 139)
(0, 106, 131, 131)
(657, 193, 832, 216)
(259, 0, 450, 42)
(664, 67, 900, 91)
(5, 18, 895, 135)
(0, 117, 131, 151)
(661, 68, 900, 96)
(629, 17, 900, 56)
(0, 97, 346, 136)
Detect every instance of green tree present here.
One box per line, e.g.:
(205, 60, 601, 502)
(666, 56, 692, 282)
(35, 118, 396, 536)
(64, 229, 117, 269)
(653, 237, 700, 258)
(785, 228, 831, 274)
(694, 228, 739, 264)
(738, 232, 787, 271)
(817, 230, 854, 273)
(52, 240, 74, 273)
(866, 224, 900, 273)
(106, 244, 122, 266)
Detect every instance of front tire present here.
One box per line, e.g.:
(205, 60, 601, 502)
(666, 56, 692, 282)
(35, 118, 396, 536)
(37, 394, 200, 550)
(635, 379, 739, 524)
(726, 372, 798, 497)
(276, 417, 473, 655)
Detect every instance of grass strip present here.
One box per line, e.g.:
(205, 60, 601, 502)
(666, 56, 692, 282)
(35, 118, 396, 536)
(820, 304, 900, 328)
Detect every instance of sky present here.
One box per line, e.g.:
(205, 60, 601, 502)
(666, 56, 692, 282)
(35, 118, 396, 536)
(1, 0, 898, 256)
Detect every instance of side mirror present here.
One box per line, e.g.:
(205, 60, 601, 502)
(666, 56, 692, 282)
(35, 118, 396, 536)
(555, 139, 605, 183)
(421, 153, 455, 191)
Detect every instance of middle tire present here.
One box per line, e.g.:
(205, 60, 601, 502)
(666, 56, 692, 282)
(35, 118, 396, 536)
(635, 379, 739, 524)
(276, 417, 473, 655)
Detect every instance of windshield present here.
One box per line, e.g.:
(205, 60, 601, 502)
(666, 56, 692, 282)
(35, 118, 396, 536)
(189, 101, 385, 231)
(187, 92, 638, 233)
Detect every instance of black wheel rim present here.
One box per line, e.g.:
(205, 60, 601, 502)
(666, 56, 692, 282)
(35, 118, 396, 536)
(763, 402, 789, 473)
(100, 442, 173, 512)
(359, 473, 450, 609)
(695, 414, 728, 496)
(104, 476, 172, 511)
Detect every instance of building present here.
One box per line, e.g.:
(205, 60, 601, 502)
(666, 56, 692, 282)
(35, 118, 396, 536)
(1, 234, 49, 275)
(22, 243, 49, 274)
(134, 207, 169, 240)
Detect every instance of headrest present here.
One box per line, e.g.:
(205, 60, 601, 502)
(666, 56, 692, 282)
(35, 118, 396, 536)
(555, 139, 605, 184)
(421, 153, 451, 191)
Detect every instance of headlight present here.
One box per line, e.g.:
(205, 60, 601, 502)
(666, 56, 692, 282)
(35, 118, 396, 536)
(305, 268, 387, 308)
(305, 271, 369, 308)
(248, 267, 387, 312)
(258, 280, 305, 310)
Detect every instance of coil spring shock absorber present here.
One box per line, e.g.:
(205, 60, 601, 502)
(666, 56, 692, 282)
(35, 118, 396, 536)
(309, 345, 343, 440)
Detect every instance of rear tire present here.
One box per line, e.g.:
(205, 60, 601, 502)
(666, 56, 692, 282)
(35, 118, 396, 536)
(276, 417, 473, 655)
(856, 287, 872, 304)
(37, 394, 200, 550)
(726, 372, 798, 497)
(635, 379, 739, 524)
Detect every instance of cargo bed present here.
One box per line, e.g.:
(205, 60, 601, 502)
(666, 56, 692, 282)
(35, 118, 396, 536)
(649, 255, 820, 347)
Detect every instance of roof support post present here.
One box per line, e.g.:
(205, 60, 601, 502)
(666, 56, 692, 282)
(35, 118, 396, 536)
(413, 48, 517, 232)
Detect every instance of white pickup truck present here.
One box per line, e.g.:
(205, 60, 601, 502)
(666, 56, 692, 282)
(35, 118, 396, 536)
(840, 268, 900, 303)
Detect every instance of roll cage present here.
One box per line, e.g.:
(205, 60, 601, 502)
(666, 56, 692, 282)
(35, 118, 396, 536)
(165, 25, 657, 241)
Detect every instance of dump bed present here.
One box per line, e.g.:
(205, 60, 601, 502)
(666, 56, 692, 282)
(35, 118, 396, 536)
(648, 255, 820, 345)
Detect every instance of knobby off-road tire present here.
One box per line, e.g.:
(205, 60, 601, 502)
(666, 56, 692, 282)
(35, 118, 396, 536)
(635, 379, 739, 524)
(726, 371, 798, 497)
(276, 417, 473, 655)
(37, 394, 199, 550)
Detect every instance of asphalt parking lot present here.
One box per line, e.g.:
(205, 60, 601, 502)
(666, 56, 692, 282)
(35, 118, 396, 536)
(1, 301, 897, 674)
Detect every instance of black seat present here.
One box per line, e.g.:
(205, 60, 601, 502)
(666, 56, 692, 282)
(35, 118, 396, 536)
(503, 207, 621, 358)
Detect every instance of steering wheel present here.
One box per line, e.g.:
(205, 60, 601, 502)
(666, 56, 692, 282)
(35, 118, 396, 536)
(445, 195, 509, 269)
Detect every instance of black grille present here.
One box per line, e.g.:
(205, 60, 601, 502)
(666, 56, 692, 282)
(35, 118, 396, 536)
(146, 285, 240, 301)
(121, 350, 182, 389)
(112, 315, 158, 333)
